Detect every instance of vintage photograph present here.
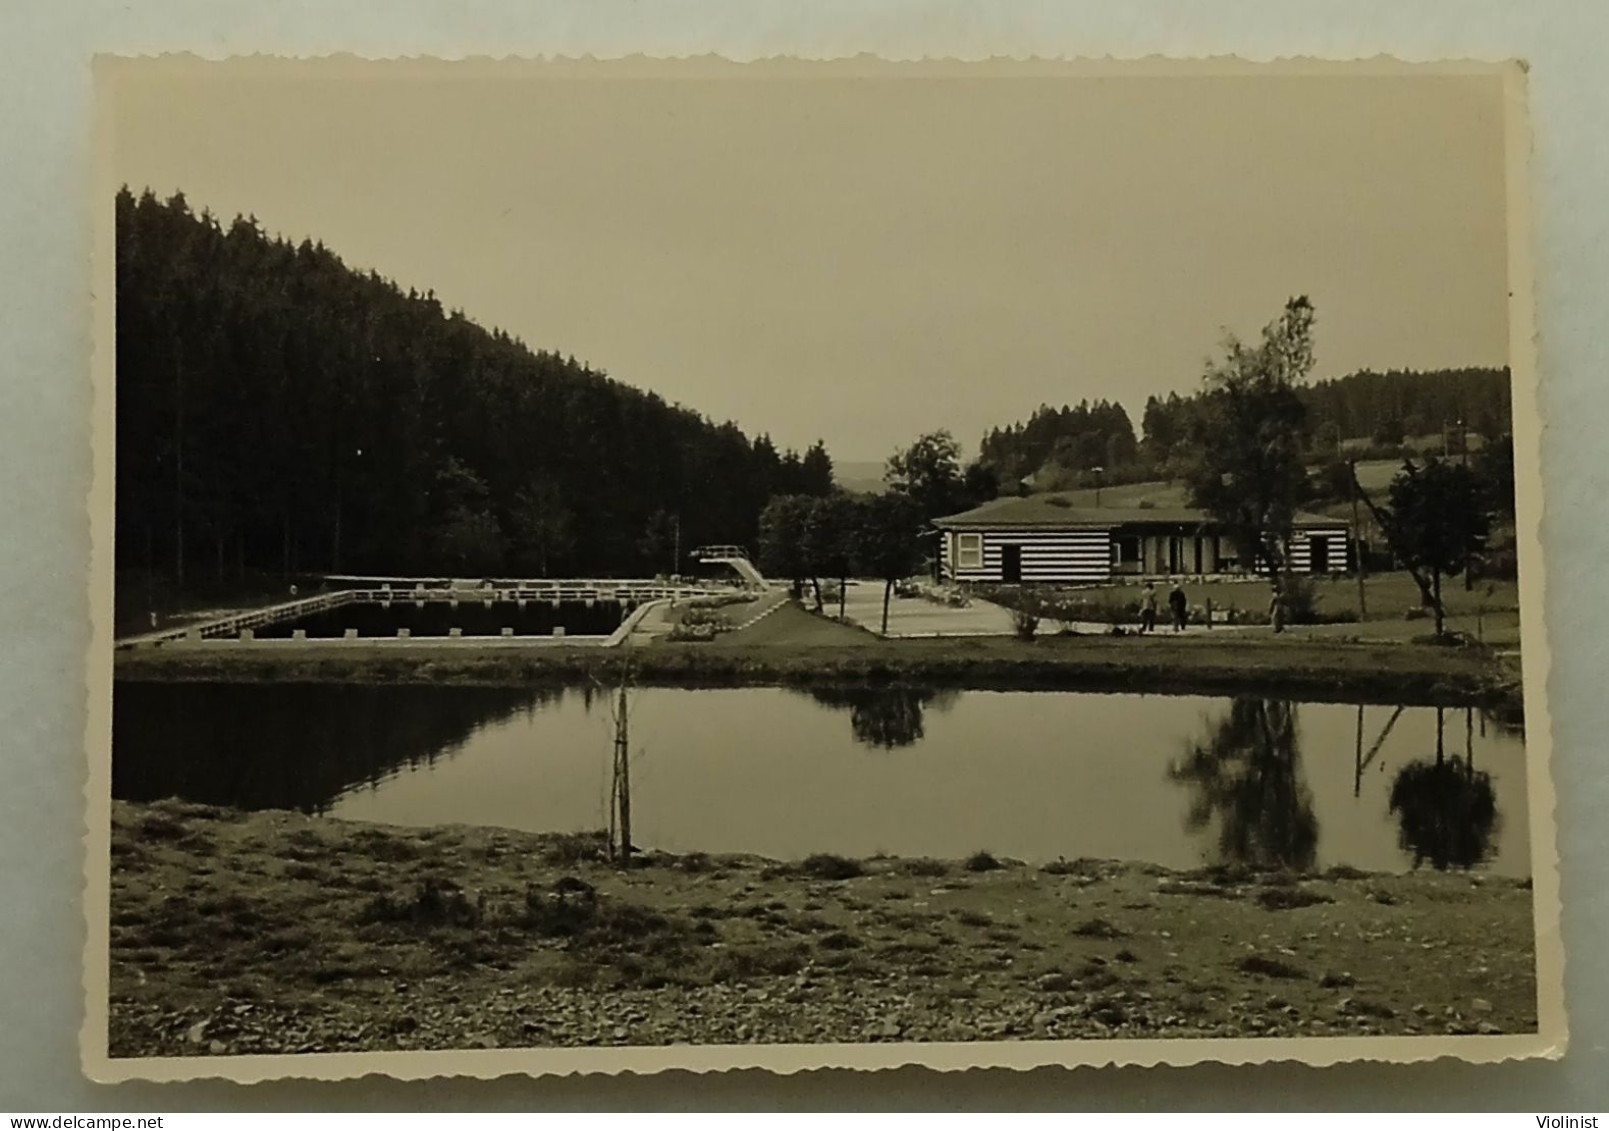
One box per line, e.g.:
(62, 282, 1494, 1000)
(86, 57, 1558, 1079)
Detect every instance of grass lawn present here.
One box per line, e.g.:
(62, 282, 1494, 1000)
(718, 599, 876, 646)
(1046, 459, 1408, 510)
(1011, 571, 1518, 641)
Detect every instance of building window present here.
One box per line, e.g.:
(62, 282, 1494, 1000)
(1112, 536, 1142, 573)
(957, 533, 983, 569)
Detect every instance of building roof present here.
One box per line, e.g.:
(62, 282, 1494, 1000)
(931, 496, 1345, 530)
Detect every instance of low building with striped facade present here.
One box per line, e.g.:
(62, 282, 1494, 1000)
(932, 497, 1350, 585)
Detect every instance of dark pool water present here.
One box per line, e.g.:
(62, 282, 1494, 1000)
(250, 599, 625, 639)
(112, 684, 1529, 877)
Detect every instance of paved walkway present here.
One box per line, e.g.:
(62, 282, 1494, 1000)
(837, 583, 1015, 638)
(620, 590, 787, 647)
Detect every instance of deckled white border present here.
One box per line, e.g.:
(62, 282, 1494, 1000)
(76, 55, 1562, 1087)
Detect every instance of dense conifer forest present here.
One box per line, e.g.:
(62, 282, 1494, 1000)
(115, 189, 833, 590)
(978, 367, 1512, 490)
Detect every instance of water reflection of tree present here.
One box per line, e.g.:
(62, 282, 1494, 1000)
(1388, 708, 1499, 871)
(113, 683, 550, 812)
(806, 687, 959, 750)
(1168, 698, 1318, 871)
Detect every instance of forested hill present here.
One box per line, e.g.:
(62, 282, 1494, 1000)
(115, 189, 833, 587)
(978, 366, 1511, 489)
(1299, 367, 1513, 446)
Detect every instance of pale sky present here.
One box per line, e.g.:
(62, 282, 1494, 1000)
(109, 61, 1511, 462)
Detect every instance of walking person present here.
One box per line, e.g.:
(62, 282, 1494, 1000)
(1268, 583, 1286, 635)
(1139, 581, 1159, 634)
(1168, 580, 1188, 633)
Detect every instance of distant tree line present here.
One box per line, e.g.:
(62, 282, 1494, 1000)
(977, 366, 1512, 492)
(977, 400, 1138, 489)
(115, 188, 834, 589)
(1141, 366, 1512, 468)
(1302, 367, 1513, 450)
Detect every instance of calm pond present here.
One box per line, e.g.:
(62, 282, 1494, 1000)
(112, 684, 1529, 878)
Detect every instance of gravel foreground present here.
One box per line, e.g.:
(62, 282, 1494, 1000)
(107, 800, 1538, 1058)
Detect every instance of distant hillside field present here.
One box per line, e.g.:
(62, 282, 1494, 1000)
(833, 461, 888, 496)
(1043, 458, 1406, 513)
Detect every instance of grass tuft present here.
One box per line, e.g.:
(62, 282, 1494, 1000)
(1237, 954, 1308, 980)
(797, 854, 864, 881)
(964, 851, 1004, 873)
(1072, 917, 1129, 939)
(1256, 887, 1335, 911)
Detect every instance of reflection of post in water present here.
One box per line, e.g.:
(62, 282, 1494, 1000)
(1354, 704, 1363, 798)
(1387, 705, 1499, 871)
(1168, 698, 1317, 872)
(1353, 704, 1405, 799)
(806, 686, 958, 749)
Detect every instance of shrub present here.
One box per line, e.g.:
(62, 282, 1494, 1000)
(710, 942, 810, 982)
(1010, 606, 1040, 640)
(797, 853, 864, 881)
(817, 930, 863, 950)
(678, 851, 714, 874)
(1043, 857, 1105, 876)
(350, 827, 422, 863)
(1237, 954, 1307, 980)
(1072, 917, 1128, 939)
(977, 585, 1135, 628)
(964, 850, 1004, 873)
(360, 877, 482, 929)
(1273, 575, 1360, 626)
(542, 831, 609, 866)
(1281, 576, 1319, 624)
(1256, 887, 1335, 911)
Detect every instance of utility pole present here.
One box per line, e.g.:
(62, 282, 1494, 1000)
(1349, 458, 1367, 618)
(673, 513, 681, 579)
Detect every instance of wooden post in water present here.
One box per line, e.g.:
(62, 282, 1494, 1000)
(612, 672, 633, 868)
(1466, 706, 1475, 775)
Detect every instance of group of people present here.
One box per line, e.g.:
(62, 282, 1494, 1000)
(1138, 580, 1191, 633)
(1137, 579, 1290, 634)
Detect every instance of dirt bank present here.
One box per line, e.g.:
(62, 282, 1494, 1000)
(113, 632, 1522, 712)
(107, 800, 1537, 1058)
